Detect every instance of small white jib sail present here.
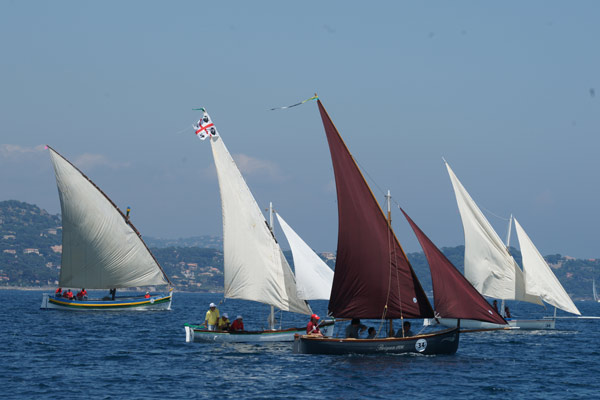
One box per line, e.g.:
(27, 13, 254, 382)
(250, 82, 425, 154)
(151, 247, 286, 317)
(275, 213, 334, 300)
(514, 218, 581, 315)
(195, 109, 312, 315)
(445, 161, 542, 305)
(594, 278, 599, 302)
(48, 146, 170, 289)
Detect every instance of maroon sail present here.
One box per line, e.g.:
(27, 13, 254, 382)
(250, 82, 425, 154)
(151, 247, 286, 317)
(401, 208, 506, 324)
(318, 100, 433, 319)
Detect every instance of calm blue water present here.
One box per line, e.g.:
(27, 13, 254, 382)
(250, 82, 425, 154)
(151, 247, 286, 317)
(1, 290, 599, 399)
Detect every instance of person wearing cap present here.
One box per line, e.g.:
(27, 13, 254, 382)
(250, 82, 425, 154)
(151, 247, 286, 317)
(230, 315, 244, 332)
(218, 313, 231, 331)
(204, 302, 220, 331)
(144, 291, 150, 299)
(306, 314, 323, 336)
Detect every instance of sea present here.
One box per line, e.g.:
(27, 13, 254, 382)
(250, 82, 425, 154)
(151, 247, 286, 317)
(2, 290, 599, 399)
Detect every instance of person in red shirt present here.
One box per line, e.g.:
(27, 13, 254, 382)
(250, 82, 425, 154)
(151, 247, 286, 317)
(230, 315, 244, 332)
(64, 289, 74, 300)
(76, 288, 87, 300)
(144, 292, 150, 299)
(55, 288, 62, 297)
(306, 314, 322, 336)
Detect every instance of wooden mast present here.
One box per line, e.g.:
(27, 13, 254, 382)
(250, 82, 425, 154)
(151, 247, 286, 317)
(386, 190, 395, 337)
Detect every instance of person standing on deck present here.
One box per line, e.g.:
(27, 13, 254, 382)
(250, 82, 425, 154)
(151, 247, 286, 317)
(204, 303, 220, 331)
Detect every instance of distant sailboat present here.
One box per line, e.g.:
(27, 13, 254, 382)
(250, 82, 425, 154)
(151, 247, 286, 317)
(430, 161, 580, 330)
(41, 146, 173, 311)
(593, 277, 599, 303)
(184, 109, 333, 342)
(293, 99, 506, 355)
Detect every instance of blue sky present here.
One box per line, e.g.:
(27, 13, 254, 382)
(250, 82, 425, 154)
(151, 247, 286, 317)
(1, 1, 599, 258)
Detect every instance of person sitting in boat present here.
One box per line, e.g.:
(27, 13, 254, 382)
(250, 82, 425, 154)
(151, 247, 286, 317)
(63, 289, 74, 300)
(504, 306, 512, 319)
(345, 318, 367, 338)
(144, 292, 150, 299)
(306, 314, 323, 336)
(366, 327, 376, 339)
(396, 321, 413, 337)
(230, 315, 244, 332)
(204, 303, 220, 331)
(492, 300, 499, 313)
(218, 313, 231, 331)
(110, 288, 116, 300)
(55, 287, 62, 297)
(76, 288, 88, 300)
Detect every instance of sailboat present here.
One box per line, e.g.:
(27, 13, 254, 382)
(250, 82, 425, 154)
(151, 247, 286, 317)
(429, 161, 580, 330)
(594, 278, 600, 302)
(40, 146, 173, 311)
(184, 109, 334, 343)
(293, 99, 507, 355)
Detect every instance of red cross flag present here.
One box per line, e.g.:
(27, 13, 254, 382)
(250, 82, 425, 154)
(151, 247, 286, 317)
(193, 108, 219, 140)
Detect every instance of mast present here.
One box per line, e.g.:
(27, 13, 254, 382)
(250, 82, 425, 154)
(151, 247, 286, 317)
(268, 201, 276, 330)
(386, 190, 395, 337)
(501, 214, 513, 317)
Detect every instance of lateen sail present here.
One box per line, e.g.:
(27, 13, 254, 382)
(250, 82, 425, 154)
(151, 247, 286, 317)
(514, 218, 581, 315)
(318, 100, 434, 319)
(445, 161, 542, 305)
(276, 213, 334, 300)
(401, 208, 506, 324)
(49, 147, 169, 289)
(205, 114, 312, 315)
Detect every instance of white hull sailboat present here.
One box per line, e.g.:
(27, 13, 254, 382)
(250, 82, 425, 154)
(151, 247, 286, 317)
(427, 162, 580, 330)
(40, 146, 173, 311)
(184, 109, 334, 343)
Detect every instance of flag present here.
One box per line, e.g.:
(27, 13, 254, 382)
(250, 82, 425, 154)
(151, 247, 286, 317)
(192, 108, 219, 140)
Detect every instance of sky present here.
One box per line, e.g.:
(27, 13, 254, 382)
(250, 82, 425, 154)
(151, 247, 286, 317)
(1, 1, 599, 258)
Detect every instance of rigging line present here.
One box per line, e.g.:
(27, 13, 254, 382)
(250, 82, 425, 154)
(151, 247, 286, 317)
(354, 158, 388, 201)
(173, 125, 192, 135)
(392, 218, 404, 337)
(381, 215, 393, 329)
(478, 205, 510, 221)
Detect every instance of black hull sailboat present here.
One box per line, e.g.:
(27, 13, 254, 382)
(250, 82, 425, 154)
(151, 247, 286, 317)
(294, 327, 459, 355)
(293, 99, 506, 355)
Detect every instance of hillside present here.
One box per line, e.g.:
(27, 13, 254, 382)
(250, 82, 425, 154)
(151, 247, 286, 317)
(1, 200, 598, 300)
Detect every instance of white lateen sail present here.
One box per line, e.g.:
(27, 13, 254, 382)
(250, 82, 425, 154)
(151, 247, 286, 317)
(514, 218, 581, 315)
(49, 147, 169, 289)
(275, 213, 333, 300)
(445, 161, 542, 305)
(201, 111, 312, 315)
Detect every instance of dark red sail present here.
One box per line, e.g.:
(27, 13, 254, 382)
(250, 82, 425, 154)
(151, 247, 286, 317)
(401, 208, 507, 324)
(318, 100, 433, 319)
